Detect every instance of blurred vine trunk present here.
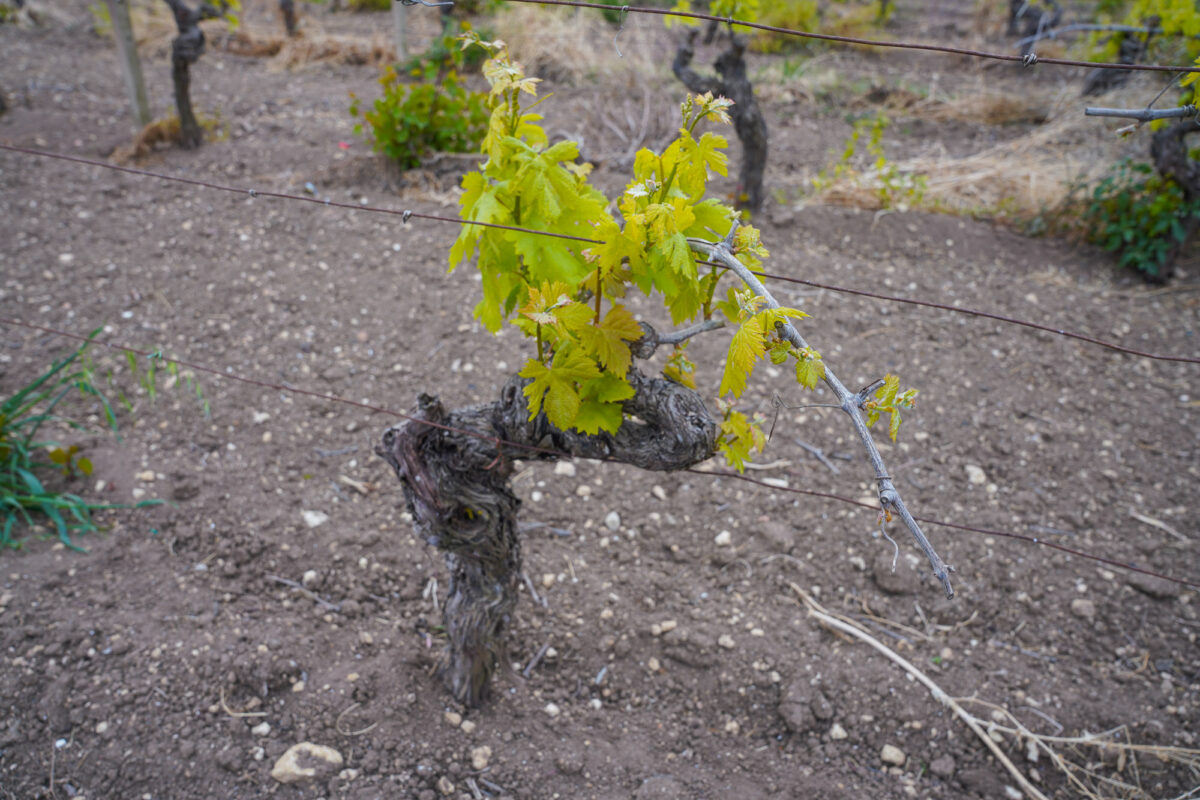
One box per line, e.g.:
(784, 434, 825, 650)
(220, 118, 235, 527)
(377, 335, 717, 707)
(673, 29, 768, 213)
(163, 0, 219, 148)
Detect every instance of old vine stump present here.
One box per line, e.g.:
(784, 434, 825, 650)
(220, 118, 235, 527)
(378, 341, 717, 706)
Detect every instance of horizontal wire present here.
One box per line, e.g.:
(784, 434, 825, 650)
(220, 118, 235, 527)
(503, 0, 1200, 74)
(3, 143, 1195, 366)
(711, 470, 1200, 591)
(1, 316, 1195, 591)
(756, 271, 1200, 364)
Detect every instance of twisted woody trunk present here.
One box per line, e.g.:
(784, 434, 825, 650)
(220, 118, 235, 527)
(377, 328, 717, 707)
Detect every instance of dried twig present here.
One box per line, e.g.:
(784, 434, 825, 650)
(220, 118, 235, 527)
(335, 702, 379, 736)
(522, 642, 552, 678)
(790, 583, 1048, 800)
(219, 686, 268, 718)
(794, 439, 839, 473)
(267, 574, 341, 612)
(693, 232, 954, 597)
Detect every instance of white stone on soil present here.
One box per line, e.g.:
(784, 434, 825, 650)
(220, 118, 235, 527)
(270, 743, 343, 784)
(604, 511, 621, 531)
(301, 510, 329, 528)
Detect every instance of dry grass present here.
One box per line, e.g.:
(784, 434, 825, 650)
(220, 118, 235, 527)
(111, 116, 185, 163)
(490, 3, 658, 86)
(807, 81, 1154, 222)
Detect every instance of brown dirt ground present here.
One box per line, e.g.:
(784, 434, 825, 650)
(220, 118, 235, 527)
(2, 1, 1199, 799)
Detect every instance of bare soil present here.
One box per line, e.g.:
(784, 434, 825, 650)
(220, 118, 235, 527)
(2, 2, 1198, 799)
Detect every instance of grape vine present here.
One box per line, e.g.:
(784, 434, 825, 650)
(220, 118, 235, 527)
(450, 32, 915, 471)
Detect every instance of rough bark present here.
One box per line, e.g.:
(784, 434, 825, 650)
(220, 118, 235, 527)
(1082, 19, 1155, 97)
(280, 0, 296, 36)
(673, 31, 768, 213)
(377, 335, 717, 707)
(1149, 117, 1200, 278)
(163, 0, 218, 149)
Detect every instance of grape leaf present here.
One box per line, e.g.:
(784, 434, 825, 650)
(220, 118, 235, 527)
(519, 348, 601, 430)
(577, 304, 642, 375)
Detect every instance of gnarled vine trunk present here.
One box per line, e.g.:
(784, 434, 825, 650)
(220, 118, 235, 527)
(377, 336, 717, 706)
(163, 0, 218, 148)
(673, 31, 768, 213)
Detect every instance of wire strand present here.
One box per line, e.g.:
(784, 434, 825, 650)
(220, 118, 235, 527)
(3, 143, 1195, 366)
(1, 316, 1195, 591)
(502, 0, 1200, 74)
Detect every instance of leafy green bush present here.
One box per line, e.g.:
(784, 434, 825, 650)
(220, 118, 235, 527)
(350, 24, 489, 170)
(0, 336, 152, 549)
(1083, 160, 1199, 282)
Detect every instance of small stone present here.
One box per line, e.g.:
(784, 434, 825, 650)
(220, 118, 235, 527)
(542, 573, 556, 589)
(604, 511, 621, 531)
(659, 619, 677, 633)
(270, 743, 343, 784)
(652, 485, 667, 501)
(1004, 786, 1023, 800)
(714, 530, 732, 547)
(251, 721, 271, 737)
(647, 656, 661, 672)
(460, 720, 476, 734)
(531, 490, 544, 502)
(94, 721, 108, 734)
(880, 744, 906, 766)
(1126, 572, 1180, 600)
(848, 555, 867, 571)
(872, 549, 920, 595)
(1070, 598, 1095, 621)
(301, 510, 329, 528)
(717, 634, 735, 649)
(437, 776, 455, 796)
(965, 465, 987, 486)
(135, 470, 155, 482)
(724, 720, 740, 734)
(301, 569, 319, 588)
(554, 461, 576, 477)
(575, 485, 592, 497)
(359, 631, 373, 645)
(589, 698, 602, 710)
(470, 745, 491, 770)
(544, 702, 561, 718)
(929, 755, 955, 778)
(444, 711, 463, 728)
(829, 723, 848, 740)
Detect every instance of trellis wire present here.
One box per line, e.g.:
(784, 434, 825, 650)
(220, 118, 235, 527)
(501, 0, 1200, 74)
(2, 143, 1195, 366)
(1, 316, 1195, 591)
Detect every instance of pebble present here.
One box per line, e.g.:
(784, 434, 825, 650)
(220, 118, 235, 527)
(95, 721, 108, 734)
(301, 510, 329, 529)
(251, 721, 271, 737)
(544, 702, 561, 718)
(929, 755, 955, 778)
(301, 570, 319, 587)
(444, 711, 463, 727)
(880, 744, 906, 766)
(542, 573, 556, 589)
(717, 634, 735, 649)
(554, 462, 576, 477)
(531, 490, 544, 502)
(589, 698, 602, 710)
(965, 465, 987, 486)
(437, 776, 455, 796)
(604, 511, 621, 531)
(576, 485, 592, 497)
(724, 720, 739, 734)
(460, 720, 476, 734)
(470, 745, 491, 770)
(829, 723, 848, 740)
(652, 485, 667, 501)
(135, 470, 155, 482)
(1126, 572, 1180, 600)
(1069, 598, 1095, 621)
(270, 743, 343, 784)
(714, 530, 732, 547)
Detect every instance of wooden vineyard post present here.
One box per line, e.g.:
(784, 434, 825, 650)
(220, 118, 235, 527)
(391, 0, 409, 62)
(103, 0, 151, 128)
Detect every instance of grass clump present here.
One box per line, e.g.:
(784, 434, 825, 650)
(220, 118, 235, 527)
(0, 334, 155, 550)
(1083, 159, 1200, 282)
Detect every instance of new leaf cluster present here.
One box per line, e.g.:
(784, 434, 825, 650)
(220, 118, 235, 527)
(448, 34, 914, 468)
